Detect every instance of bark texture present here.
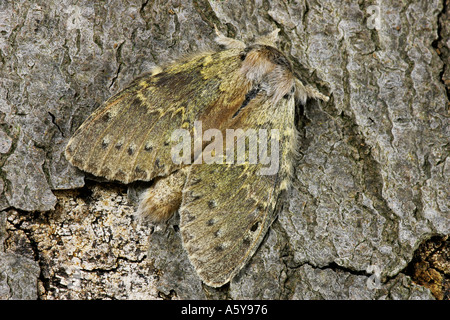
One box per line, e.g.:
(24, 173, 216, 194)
(0, 0, 448, 299)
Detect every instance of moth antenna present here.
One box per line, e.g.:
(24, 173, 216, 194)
(254, 28, 280, 47)
(294, 78, 329, 104)
(305, 84, 329, 102)
(214, 25, 246, 49)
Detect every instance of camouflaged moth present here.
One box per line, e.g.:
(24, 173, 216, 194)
(65, 27, 328, 287)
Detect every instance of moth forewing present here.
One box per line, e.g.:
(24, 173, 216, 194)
(65, 49, 248, 184)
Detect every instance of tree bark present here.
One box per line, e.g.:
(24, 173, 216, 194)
(0, 0, 448, 299)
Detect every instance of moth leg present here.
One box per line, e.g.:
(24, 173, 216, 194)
(214, 25, 246, 49)
(294, 78, 329, 104)
(136, 168, 188, 222)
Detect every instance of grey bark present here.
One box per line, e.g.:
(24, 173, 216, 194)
(0, 0, 448, 299)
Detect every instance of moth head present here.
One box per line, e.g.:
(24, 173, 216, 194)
(214, 26, 329, 104)
(239, 44, 295, 102)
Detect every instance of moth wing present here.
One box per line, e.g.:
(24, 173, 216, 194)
(179, 95, 294, 287)
(179, 163, 279, 287)
(65, 50, 248, 184)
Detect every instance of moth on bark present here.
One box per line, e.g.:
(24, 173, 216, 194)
(65, 27, 329, 287)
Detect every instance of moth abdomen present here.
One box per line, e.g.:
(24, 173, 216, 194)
(136, 168, 187, 223)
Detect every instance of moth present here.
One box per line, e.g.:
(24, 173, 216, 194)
(65, 27, 328, 287)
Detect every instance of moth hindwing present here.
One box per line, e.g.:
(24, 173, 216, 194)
(65, 28, 328, 287)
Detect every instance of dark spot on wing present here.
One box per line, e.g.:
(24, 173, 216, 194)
(130, 96, 148, 115)
(144, 144, 153, 152)
(133, 166, 148, 180)
(155, 158, 164, 168)
(208, 200, 217, 209)
(101, 112, 111, 123)
(114, 169, 126, 182)
(250, 221, 259, 232)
